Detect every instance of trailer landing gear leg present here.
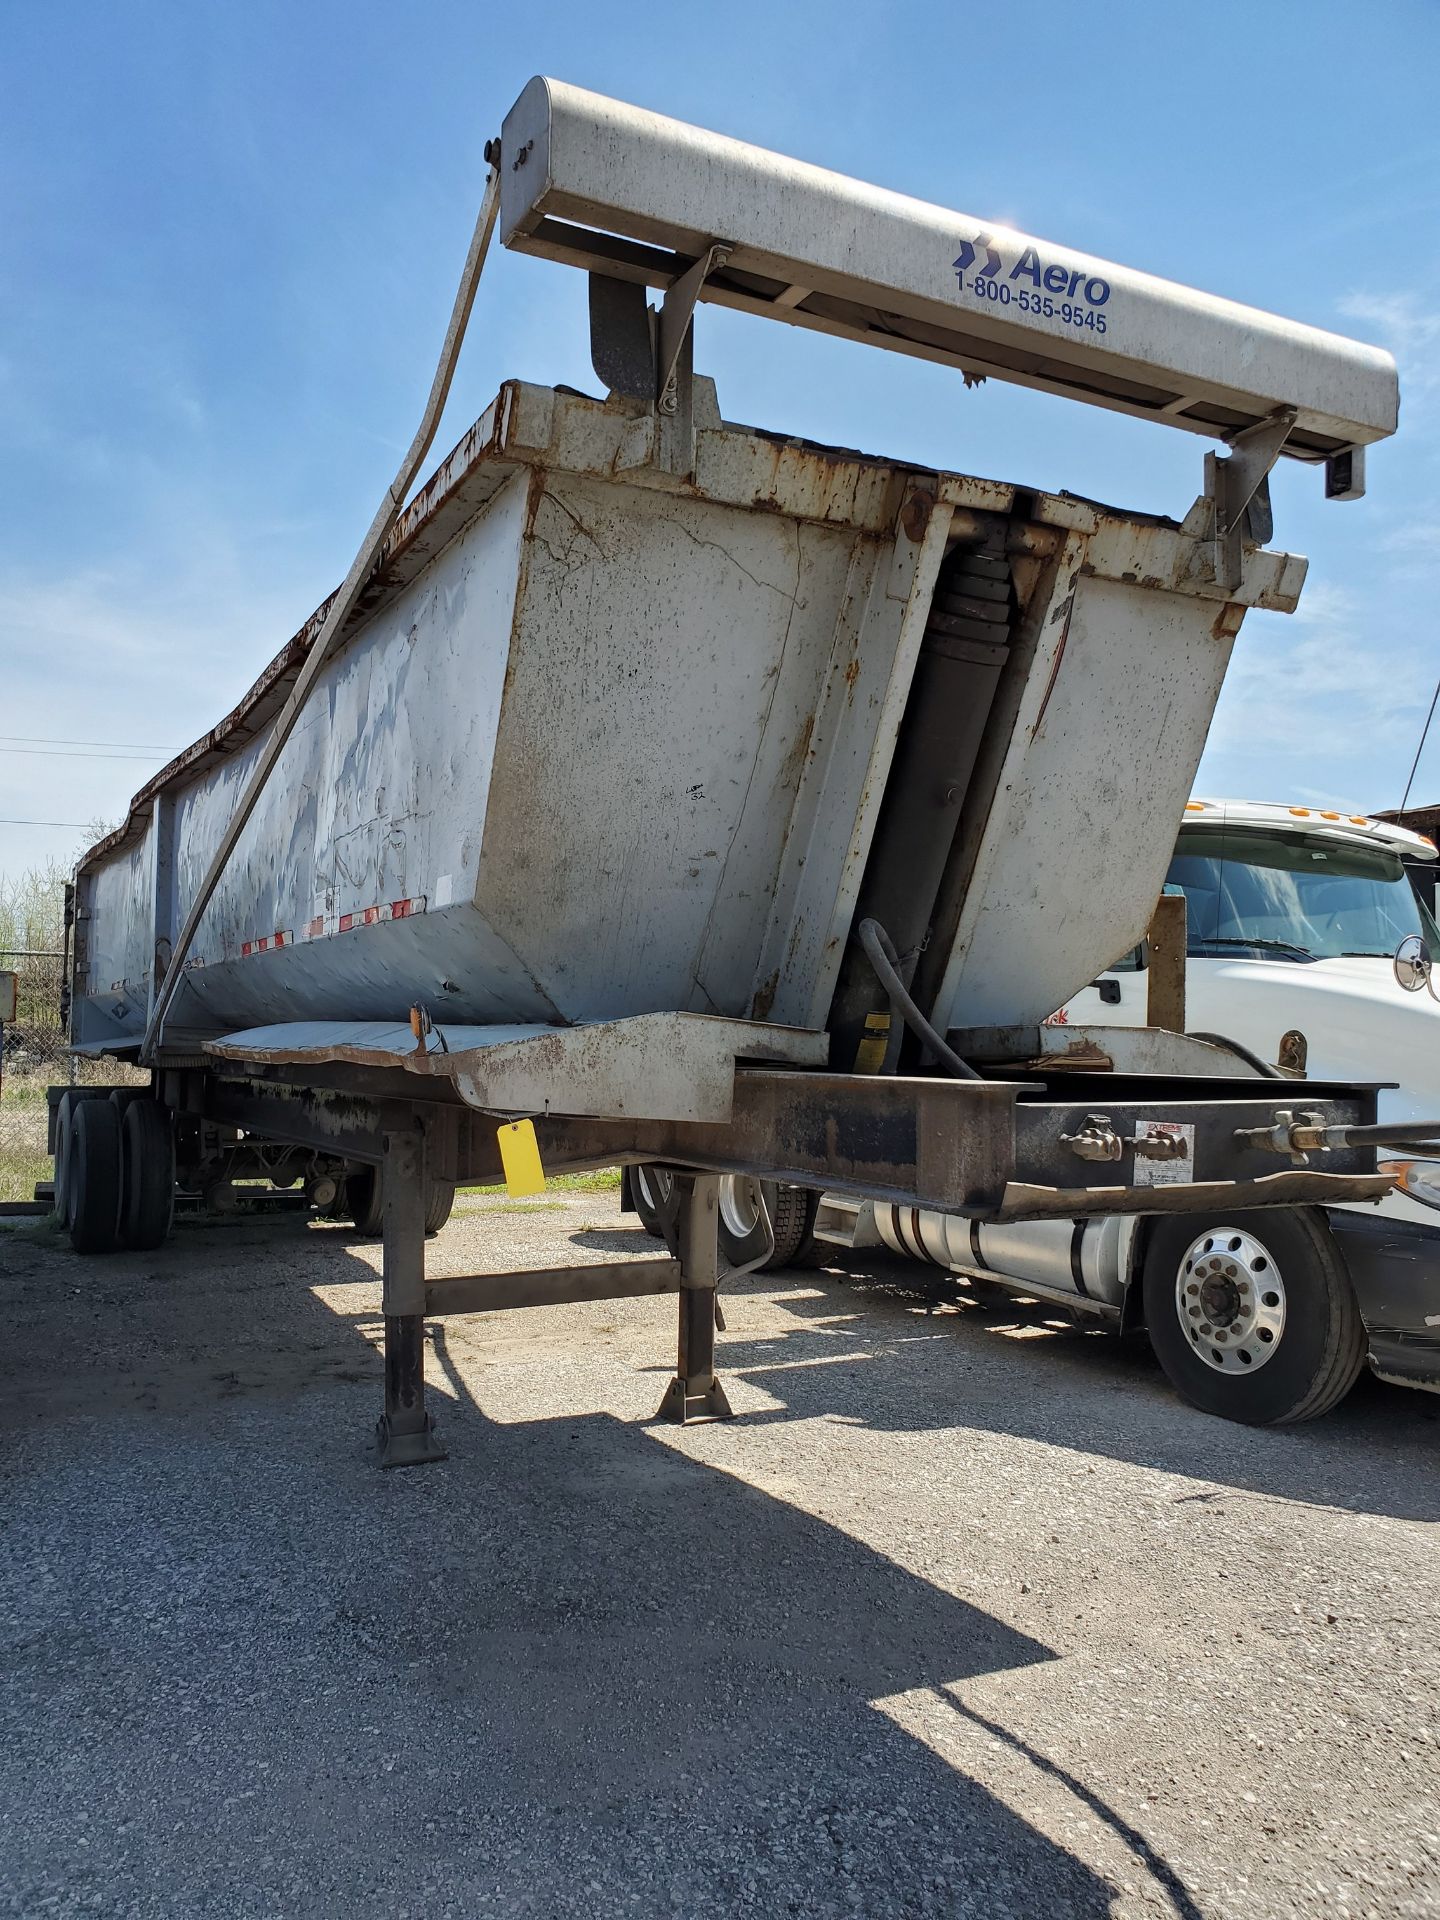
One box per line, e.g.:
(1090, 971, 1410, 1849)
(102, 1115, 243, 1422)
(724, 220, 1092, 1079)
(655, 1172, 733, 1424)
(375, 1130, 446, 1468)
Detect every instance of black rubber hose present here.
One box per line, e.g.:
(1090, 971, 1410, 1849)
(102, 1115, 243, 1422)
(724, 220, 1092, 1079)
(856, 919, 981, 1080)
(1188, 1032, 1282, 1079)
(1338, 1122, 1440, 1148)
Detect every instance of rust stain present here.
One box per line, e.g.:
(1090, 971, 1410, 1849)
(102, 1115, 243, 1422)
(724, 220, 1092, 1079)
(779, 712, 816, 792)
(900, 488, 934, 543)
(1030, 594, 1075, 739)
(751, 969, 779, 1020)
(1036, 1039, 1115, 1072)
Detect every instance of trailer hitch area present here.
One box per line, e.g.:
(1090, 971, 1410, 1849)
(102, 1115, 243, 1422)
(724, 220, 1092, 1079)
(1235, 1109, 1440, 1165)
(1233, 1107, 1334, 1163)
(1058, 1113, 1190, 1164)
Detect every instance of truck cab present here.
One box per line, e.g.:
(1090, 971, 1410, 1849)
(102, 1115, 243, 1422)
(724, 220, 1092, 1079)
(1060, 800, 1440, 1228)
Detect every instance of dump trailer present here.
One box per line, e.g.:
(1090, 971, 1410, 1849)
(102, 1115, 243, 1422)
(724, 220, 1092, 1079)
(52, 78, 1423, 1465)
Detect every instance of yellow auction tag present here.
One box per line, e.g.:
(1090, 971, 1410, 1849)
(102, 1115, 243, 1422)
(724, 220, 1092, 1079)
(497, 1118, 546, 1197)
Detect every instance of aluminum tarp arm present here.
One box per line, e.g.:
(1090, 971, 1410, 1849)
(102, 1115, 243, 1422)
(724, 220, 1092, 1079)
(142, 166, 502, 1058)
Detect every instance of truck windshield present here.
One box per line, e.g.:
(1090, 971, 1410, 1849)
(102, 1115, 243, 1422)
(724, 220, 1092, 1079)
(1167, 825, 1440, 963)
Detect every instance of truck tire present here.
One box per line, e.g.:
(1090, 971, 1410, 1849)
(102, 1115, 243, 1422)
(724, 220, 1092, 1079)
(1141, 1208, 1365, 1425)
(120, 1099, 176, 1251)
(630, 1164, 672, 1240)
(718, 1177, 815, 1270)
(69, 1097, 123, 1255)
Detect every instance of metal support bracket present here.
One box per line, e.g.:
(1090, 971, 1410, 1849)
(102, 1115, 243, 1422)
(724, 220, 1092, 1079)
(654, 1171, 733, 1423)
(656, 242, 731, 475)
(1203, 409, 1296, 591)
(657, 242, 731, 410)
(376, 1128, 447, 1467)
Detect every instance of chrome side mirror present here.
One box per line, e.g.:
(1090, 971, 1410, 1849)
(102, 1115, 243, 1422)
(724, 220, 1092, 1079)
(1393, 934, 1435, 995)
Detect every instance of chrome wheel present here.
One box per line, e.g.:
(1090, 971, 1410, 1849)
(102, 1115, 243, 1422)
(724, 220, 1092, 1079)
(634, 1164, 673, 1211)
(719, 1175, 767, 1241)
(1176, 1226, 1286, 1375)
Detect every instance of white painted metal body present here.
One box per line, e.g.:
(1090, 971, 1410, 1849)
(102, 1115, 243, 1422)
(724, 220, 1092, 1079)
(72, 385, 1305, 1058)
(502, 78, 1397, 464)
(72, 388, 1304, 1054)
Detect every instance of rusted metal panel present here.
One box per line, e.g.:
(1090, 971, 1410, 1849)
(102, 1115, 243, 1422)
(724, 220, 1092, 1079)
(425, 1258, 681, 1315)
(928, 568, 1254, 1034)
(72, 381, 1313, 1056)
(204, 1011, 828, 1123)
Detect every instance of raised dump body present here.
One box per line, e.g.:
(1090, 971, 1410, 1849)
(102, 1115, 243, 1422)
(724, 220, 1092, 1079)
(71, 380, 1304, 1059)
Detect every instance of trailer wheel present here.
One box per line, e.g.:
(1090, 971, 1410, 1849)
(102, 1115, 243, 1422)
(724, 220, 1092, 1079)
(343, 1169, 385, 1236)
(342, 1168, 453, 1237)
(1141, 1208, 1365, 1425)
(119, 1099, 175, 1251)
(69, 1097, 123, 1255)
(630, 1164, 673, 1240)
(718, 1177, 815, 1270)
(53, 1093, 77, 1227)
(424, 1180, 456, 1235)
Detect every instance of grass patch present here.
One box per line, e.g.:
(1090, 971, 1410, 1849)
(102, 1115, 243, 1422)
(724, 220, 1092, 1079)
(0, 1060, 147, 1204)
(457, 1168, 622, 1198)
(451, 1167, 623, 1215)
(0, 1095, 51, 1205)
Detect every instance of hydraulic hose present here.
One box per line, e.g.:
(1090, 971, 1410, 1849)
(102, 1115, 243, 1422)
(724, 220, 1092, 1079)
(1188, 1032, 1282, 1079)
(856, 918, 981, 1080)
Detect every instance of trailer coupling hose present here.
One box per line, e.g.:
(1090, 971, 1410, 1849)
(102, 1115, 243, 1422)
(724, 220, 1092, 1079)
(141, 162, 503, 1060)
(1235, 1112, 1440, 1156)
(856, 918, 980, 1080)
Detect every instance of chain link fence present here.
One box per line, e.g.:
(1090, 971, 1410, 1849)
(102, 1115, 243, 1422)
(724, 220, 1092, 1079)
(2, 949, 69, 1204)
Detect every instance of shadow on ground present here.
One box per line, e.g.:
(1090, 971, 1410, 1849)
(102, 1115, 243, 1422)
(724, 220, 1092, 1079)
(0, 1214, 1154, 1918)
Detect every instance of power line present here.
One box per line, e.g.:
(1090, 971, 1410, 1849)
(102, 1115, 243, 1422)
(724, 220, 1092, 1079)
(1400, 672, 1440, 812)
(0, 818, 92, 828)
(0, 734, 169, 751)
(0, 746, 163, 761)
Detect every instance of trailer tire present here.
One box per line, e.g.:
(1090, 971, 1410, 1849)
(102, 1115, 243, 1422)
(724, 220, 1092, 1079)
(630, 1164, 672, 1240)
(1142, 1207, 1365, 1425)
(119, 1099, 175, 1251)
(53, 1093, 77, 1227)
(342, 1168, 453, 1237)
(425, 1180, 456, 1235)
(343, 1169, 386, 1236)
(718, 1178, 815, 1271)
(69, 1097, 123, 1255)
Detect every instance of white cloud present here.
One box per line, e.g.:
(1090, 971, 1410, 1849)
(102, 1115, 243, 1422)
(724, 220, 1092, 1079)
(0, 555, 321, 888)
(1198, 587, 1435, 813)
(1339, 290, 1440, 400)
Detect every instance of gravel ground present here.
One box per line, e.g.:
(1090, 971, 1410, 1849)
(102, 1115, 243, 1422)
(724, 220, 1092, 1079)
(1, 1194, 1437, 1919)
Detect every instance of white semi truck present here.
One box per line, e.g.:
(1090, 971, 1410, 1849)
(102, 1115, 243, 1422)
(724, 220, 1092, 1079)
(52, 78, 1429, 1467)
(794, 801, 1440, 1423)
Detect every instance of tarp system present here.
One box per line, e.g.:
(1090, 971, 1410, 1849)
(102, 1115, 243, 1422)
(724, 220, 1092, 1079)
(501, 77, 1397, 475)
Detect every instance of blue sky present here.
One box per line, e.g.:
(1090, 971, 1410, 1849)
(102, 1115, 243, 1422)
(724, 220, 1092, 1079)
(4, 0, 1438, 890)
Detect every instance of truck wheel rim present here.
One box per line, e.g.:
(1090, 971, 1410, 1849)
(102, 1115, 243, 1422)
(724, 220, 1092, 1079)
(1177, 1227, 1286, 1374)
(719, 1175, 764, 1239)
(634, 1165, 673, 1210)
